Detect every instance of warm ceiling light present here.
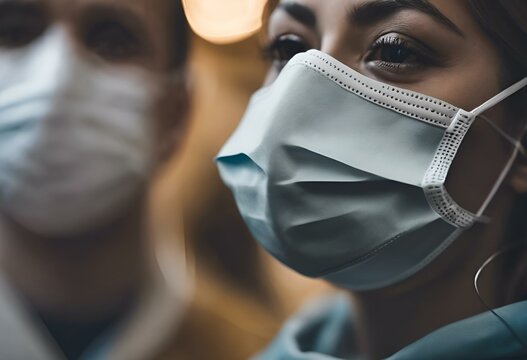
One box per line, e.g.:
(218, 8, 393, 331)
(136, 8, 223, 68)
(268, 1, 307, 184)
(182, 0, 267, 44)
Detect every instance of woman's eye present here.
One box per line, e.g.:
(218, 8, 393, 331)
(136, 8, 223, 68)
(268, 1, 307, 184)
(263, 34, 309, 70)
(378, 44, 414, 64)
(366, 33, 431, 73)
(0, 3, 47, 48)
(84, 20, 147, 62)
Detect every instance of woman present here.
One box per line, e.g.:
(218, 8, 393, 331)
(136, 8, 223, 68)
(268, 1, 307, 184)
(217, 0, 527, 359)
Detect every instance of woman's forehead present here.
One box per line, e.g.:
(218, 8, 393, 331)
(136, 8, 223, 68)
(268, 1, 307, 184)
(272, 0, 481, 41)
(274, 0, 472, 24)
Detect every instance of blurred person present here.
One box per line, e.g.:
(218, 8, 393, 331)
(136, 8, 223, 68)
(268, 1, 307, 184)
(217, 0, 527, 359)
(0, 0, 189, 359)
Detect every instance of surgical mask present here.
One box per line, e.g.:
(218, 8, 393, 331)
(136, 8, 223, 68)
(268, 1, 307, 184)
(0, 28, 160, 237)
(216, 50, 527, 291)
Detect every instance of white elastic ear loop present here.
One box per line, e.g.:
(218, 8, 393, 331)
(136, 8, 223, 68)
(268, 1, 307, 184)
(471, 77, 527, 117)
(470, 77, 527, 218)
(480, 115, 527, 158)
(476, 116, 526, 218)
(477, 144, 523, 218)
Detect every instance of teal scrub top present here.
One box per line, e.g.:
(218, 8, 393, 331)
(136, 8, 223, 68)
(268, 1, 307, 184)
(255, 295, 527, 360)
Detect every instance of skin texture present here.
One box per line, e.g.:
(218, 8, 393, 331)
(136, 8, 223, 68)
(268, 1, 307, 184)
(0, 0, 187, 356)
(265, 0, 527, 358)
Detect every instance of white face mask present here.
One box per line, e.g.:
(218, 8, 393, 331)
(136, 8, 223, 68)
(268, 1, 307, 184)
(216, 50, 527, 290)
(0, 28, 160, 237)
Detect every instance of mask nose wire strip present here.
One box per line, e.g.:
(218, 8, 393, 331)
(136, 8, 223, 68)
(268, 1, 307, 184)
(471, 77, 527, 117)
(474, 244, 527, 351)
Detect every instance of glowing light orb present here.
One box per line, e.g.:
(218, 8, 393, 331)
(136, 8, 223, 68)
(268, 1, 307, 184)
(182, 0, 267, 44)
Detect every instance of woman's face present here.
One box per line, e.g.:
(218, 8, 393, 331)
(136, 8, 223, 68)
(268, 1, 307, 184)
(264, 0, 523, 214)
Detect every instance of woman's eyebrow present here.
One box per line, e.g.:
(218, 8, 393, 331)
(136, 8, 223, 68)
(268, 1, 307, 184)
(276, 2, 316, 29)
(349, 0, 464, 37)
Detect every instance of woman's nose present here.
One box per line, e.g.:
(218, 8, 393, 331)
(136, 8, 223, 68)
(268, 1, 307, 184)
(319, 34, 358, 71)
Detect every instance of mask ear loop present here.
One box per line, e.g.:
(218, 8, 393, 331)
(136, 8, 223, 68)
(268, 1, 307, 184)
(470, 76, 527, 218)
(472, 77, 527, 117)
(479, 115, 527, 158)
(472, 76, 527, 352)
(474, 243, 527, 351)
(475, 133, 525, 219)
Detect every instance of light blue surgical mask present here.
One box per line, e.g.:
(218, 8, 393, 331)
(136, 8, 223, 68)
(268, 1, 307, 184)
(216, 50, 527, 291)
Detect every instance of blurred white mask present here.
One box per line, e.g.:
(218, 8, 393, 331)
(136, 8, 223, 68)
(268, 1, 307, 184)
(0, 28, 160, 237)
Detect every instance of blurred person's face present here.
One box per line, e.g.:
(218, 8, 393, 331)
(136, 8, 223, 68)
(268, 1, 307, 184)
(0, 0, 188, 238)
(0, 0, 181, 69)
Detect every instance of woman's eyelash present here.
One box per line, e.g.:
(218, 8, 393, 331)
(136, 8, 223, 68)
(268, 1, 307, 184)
(369, 34, 438, 65)
(263, 32, 437, 78)
(262, 35, 286, 60)
(261, 37, 285, 60)
(370, 36, 410, 54)
(262, 34, 309, 63)
(261, 41, 277, 60)
(365, 34, 440, 74)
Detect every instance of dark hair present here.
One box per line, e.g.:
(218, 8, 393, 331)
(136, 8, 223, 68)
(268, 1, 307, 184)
(170, 0, 190, 69)
(469, 0, 527, 82)
(469, 0, 527, 303)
